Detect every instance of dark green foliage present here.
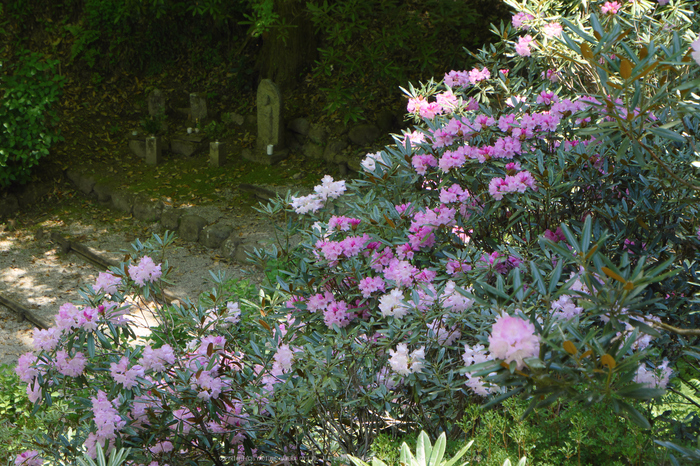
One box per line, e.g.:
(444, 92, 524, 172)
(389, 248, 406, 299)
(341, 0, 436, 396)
(64, 0, 250, 72)
(306, 0, 501, 123)
(0, 51, 64, 188)
(372, 398, 671, 466)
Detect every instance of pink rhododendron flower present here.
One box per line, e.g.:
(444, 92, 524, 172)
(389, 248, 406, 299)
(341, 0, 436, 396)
(601, 1, 621, 14)
(361, 151, 383, 172)
(290, 193, 324, 214)
(388, 343, 425, 375)
(488, 314, 540, 370)
(110, 356, 145, 389)
(15, 451, 43, 466)
(444, 70, 470, 88)
(93, 272, 121, 294)
(542, 22, 563, 38)
(358, 276, 386, 297)
(378, 289, 408, 319)
(542, 69, 560, 82)
(32, 327, 61, 352)
(56, 350, 87, 377)
(515, 35, 533, 56)
(463, 343, 497, 396)
(692, 35, 700, 66)
(149, 441, 174, 454)
(16, 352, 38, 383)
(139, 344, 176, 372)
(635, 360, 672, 389)
(511, 12, 533, 29)
(26, 378, 42, 403)
(128, 256, 162, 286)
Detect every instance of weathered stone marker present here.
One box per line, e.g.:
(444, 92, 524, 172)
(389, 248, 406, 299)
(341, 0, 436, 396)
(190, 93, 208, 122)
(146, 136, 162, 165)
(147, 89, 165, 118)
(210, 141, 227, 167)
(247, 79, 288, 164)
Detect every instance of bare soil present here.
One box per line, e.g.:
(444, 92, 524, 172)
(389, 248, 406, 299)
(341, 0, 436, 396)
(0, 180, 276, 367)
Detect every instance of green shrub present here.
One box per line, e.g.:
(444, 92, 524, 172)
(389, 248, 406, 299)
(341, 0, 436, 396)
(0, 51, 64, 188)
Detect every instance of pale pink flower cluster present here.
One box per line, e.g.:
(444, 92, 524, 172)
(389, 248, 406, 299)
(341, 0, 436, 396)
(551, 295, 584, 320)
(358, 276, 386, 297)
(429, 318, 461, 345)
(32, 327, 61, 352)
(388, 343, 425, 376)
(361, 151, 384, 172)
(692, 35, 700, 66)
(378, 289, 409, 319)
(601, 1, 621, 15)
(542, 69, 560, 82)
(305, 292, 354, 328)
(89, 390, 125, 455)
(488, 170, 537, 200)
(272, 344, 295, 375)
(542, 22, 563, 38)
(488, 314, 540, 370)
(635, 360, 672, 389)
(441, 280, 474, 312)
(443, 67, 491, 88)
(407, 95, 442, 119)
(139, 344, 176, 372)
(328, 215, 361, 231)
(463, 343, 498, 397)
(191, 371, 225, 401)
(515, 35, 534, 57)
(511, 12, 534, 29)
(128, 256, 162, 286)
(383, 258, 420, 287)
(323, 300, 353, 328)
(16, 352, 38, 383)
(110, 356, 145, 389)
(148, 441, 174, 454)
(14, 451, 42, 466)
(315, 234, 370, 264)
(290, 175, 346, 214)
(93, 272, 122, 294)
(56, 350, 87, 377)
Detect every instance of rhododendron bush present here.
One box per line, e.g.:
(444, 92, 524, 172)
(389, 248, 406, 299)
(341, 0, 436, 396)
(16, 0, 700, 464)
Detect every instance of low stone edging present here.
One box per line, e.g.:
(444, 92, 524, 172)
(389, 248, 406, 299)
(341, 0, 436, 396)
(64, 167, 301, 265)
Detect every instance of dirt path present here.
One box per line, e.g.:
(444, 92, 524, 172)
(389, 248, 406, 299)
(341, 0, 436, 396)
(0, 192, 273, 367)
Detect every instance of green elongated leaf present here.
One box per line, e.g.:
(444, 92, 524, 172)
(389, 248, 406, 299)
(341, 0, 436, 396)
(87, 333, 95, 359)
(346, 455, 372, 466)
(561, 17, 597, 43)
(616, 385, 666, 399)
(581, 215, 592, 253)
(443, 440, 474, 466)
(549, 260, 563, 294)
(589, 13, 603, 38)
(616, 137, 630, 163)
(427, 432, 446, 466)
(416, 431, 431, 466)
(530, 262, 547, 295)
(559, 223, 581, 253)
(618, 400, 651, 429)
(513, 268, 524, 301)
(648, 126, 685, 143)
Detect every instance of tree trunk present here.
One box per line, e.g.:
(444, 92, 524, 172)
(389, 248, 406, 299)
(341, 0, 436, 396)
(256, 0, 318, 91)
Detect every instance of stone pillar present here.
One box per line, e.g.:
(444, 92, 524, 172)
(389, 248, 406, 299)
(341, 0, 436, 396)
(147, 89, 165, 118)
(190, 93, 208, 123)
(210, 141, 227, 167)
(146, 136, 162, 166)
(252, 79, 288, 164)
